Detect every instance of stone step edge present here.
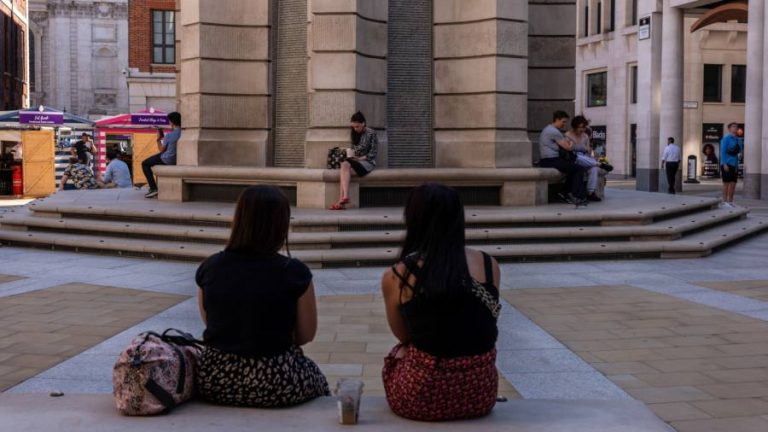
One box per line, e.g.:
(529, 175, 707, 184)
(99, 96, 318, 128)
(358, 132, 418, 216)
(26, 197, 722, 228)
(0, 207, 749, 245)
(0, 216, 764, 264)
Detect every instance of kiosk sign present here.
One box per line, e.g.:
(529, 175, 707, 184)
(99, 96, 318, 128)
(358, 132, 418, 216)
(19, 111, 64, 125)
(130, 113, 169, 126)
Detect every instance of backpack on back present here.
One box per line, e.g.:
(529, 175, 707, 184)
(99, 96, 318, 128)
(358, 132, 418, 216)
(113, 328, 203, 416)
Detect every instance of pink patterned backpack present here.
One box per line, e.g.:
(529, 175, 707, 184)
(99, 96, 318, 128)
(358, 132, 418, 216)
(113, 329, 203, 416)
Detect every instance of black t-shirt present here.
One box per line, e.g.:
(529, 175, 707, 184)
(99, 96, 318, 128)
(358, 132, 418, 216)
(73, 141, 88, 160)
(195, 251, 313, 357)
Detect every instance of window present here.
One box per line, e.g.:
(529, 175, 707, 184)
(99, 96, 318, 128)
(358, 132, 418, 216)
(630, 0, 638, 25)
(731, 65, 746, 103)
(29, 31, 35, 92)
(152, 10, 175, 64)
(596, 1, 602, 33)
(703, 64, 722, 102)
(630, 65, 637, 104)
(584, 5, 590, 37)
(609, 0, 615, 32)
(587, 71, 607, 107)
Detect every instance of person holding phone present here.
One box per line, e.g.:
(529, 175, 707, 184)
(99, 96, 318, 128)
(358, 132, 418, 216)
(329, 111, 378, 210)
(141, 112, 181, 198)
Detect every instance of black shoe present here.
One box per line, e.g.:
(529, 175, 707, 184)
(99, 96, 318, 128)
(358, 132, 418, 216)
(144, 189, 158, 198)
(587, 193, 602, 202)
(568, 193, 588, 206)
(557, 192, 570, 203)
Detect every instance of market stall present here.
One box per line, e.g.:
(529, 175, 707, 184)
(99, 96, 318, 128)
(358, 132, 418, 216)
(94, 109, 170, 186)
(0, 107, 94, 198)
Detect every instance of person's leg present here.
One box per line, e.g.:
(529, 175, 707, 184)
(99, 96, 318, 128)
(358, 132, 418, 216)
(339, 161, 351, 201)
(728, 181, 737, 203)
(141, 153, 164, 191)
(567, 163, 587, 200)
(665, 162, 678, 194)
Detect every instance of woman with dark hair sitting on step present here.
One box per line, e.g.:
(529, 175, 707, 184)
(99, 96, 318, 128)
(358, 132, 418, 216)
(380, 183, 501, 421)
(195, 185, 329, 407)
(329, 111, 378, 210)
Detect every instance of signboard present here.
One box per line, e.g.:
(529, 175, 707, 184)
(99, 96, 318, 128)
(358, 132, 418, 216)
(683, 101, 699, 109)
(130, 113, 169, 126)
(701, 123, 722, 178)
(638, 16, 651, 40)
(19, 111, 64, 126)
(590, 126, 607, 158)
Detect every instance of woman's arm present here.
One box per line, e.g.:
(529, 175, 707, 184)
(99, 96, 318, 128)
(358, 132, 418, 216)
(381, 267, 410, 344)
(294, 282, 318, 346)
(197, 287, 207, 325)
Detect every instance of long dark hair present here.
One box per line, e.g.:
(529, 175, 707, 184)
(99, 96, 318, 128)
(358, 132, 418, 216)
(226, 185, 290, 255)
(399, 183, 470, 299)
(350, 111, 366, 146)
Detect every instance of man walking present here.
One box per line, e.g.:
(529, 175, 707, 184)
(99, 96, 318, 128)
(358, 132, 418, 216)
(719, 122, 741, 208)
(141, 111, 181, 198)
(661, 137, 681, 194)
(538, 111, 588, 204)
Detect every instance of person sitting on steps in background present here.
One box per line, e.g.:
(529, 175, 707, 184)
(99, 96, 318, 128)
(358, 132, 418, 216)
(537, 111, 588, 205)
(329, 111, 378, 210)
(381, 183, 501, 421)
(195, 185, 329, 407)
(565, 115, 602, 202)
(142, 111, 181, 199)
(59, 155, 97, 191)
(97, 150, 132, 189)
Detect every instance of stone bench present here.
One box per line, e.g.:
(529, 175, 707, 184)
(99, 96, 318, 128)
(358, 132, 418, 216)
(153, 166, 562, 208)
(0, 394, 671, 432)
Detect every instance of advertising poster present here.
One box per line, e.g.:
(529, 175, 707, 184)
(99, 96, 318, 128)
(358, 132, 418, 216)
(590, 126, 607, 158)
(701, 123, 722, 178)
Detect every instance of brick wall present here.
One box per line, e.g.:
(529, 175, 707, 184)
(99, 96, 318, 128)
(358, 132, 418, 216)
(129, 0, 176, 73)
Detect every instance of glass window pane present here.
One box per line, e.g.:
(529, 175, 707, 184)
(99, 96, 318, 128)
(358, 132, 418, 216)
(166, 11, 175, 23)
(703, 64, 722, 102)
(731, 65, 746, 103)
(165, 32, 174, 45)
(153, 47, 163, 63)
(154, 32, 163, 44)
(630, 66, 638, 104)
(587, 72, 607, 107)
(165, 48, 175, 64)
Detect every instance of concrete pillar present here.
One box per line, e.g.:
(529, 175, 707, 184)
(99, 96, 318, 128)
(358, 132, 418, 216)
(176, 0, 271, 167)
(658, 1, 683, 193)
(635, 3, 662, 192)
(433, 0, 531, 168)
(744, 0, 764, 199)
(761, 1, 768, 201)
(304, 0, 388, 168)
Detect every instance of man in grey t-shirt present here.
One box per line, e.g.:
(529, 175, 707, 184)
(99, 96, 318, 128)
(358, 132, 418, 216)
(537, 111, 587, 203)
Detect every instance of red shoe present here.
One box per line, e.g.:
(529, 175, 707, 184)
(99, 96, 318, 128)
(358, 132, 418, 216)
(329, 202, 345, 210)
(340, 197, 350, 205)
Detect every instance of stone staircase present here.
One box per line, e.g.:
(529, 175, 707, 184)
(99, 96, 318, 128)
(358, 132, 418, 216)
(0, 189, 766, 267)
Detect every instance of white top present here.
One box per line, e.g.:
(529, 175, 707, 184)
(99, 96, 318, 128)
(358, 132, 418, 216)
(661, 144, 681, 162)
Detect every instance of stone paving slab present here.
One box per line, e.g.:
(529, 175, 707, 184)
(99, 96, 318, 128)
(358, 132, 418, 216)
(693, 280, 768, 302)
(0, 283, 188, 391)
(0, 394, 673, 432)
(502, 285, 768, 431)
(0, 274, 24, 284)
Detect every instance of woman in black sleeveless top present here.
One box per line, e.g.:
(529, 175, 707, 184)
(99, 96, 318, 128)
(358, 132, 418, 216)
(195, 186, 329, 407)
(381, 183, 501, 421)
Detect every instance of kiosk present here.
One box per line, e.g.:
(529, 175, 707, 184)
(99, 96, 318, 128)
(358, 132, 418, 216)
(94, 109, 170, 186)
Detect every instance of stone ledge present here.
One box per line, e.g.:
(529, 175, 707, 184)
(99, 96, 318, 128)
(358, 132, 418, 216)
(0, 394, 671, 432)
(153, 166, 562, 208)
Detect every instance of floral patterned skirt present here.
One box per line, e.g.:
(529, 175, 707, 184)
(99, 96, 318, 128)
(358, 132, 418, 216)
(196, 345, 329, 408)
(382, 344, 498, 421)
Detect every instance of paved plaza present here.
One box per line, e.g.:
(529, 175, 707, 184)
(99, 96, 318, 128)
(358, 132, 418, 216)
(1, 184, 768, 430)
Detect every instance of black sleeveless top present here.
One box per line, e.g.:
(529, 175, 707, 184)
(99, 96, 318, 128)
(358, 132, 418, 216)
(392, 253, 499, 358)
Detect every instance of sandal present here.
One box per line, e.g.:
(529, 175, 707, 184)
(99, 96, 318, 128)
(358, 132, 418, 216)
(329, 202, 345, 210)
(340, 197, 350, 205)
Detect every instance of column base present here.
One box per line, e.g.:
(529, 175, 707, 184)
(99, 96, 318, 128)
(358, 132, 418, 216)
(177, 129, 269, 167)
(636, 168, 660, 192)
(743, 173, 762, 199)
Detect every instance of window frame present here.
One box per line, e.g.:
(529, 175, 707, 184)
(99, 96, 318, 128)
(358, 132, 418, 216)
(151, 10, 176, 65)
(703, 64, 723, 103)
(629, 64, 638, 104)
(731, 64, 746, 104)
(586, 71, 608, 108)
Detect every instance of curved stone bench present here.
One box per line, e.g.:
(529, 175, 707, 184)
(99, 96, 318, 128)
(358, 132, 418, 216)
(153, 166, 562, 208)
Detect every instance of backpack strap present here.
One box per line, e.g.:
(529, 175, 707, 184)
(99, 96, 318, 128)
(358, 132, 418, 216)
(481, 252, 494, 286)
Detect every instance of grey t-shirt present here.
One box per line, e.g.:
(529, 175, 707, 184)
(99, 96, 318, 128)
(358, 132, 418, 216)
(539, 124, 565, 159)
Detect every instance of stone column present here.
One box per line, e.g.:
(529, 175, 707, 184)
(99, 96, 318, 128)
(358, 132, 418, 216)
(761, 1, 768, 201)
(744, 0, 764, 199)
(635, 4, 662, 192)
(176, 0, 271, 167)
(658, 1, 683, 193)
(304, 0, 388, 168)
(433, 0, 530, 168)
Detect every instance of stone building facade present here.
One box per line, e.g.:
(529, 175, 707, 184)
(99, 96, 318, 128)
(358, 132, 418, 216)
(126, 0, 176, 113)
(576, 0, 747, 180)
(28, 0, 129, 117)
(1, 0, 28, 110)
(176, 0, 576, 171)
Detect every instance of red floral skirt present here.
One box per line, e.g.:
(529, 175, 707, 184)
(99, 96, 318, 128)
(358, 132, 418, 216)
(382, 344, 498, 421)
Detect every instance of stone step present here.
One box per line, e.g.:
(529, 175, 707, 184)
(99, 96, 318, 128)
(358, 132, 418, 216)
(1, 216, 765, 266)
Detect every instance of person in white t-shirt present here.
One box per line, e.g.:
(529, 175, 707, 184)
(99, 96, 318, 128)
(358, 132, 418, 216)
(661, 137, 681, 194)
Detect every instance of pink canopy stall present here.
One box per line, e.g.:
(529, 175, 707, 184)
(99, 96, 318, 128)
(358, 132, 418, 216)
(94, 109, 170, 185)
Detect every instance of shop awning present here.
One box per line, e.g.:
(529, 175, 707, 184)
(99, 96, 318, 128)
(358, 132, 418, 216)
(0, 106, 95, 128)
(95, 109, 169, 128)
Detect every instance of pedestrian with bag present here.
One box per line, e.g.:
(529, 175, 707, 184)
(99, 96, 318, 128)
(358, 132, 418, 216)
(328, 111, 378, 210)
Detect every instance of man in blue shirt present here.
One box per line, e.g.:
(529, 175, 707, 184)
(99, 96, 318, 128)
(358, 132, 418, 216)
(719, 122, 742, 208)
(98, 150, 132, 188)
(142, 111, 181, 198)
